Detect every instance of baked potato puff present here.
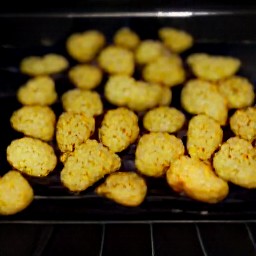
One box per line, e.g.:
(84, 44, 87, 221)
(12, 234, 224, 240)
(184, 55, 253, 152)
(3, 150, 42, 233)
(96, 172, 147, 207)
(213, 137, 256, 188)
(167, 156, 229, 203)
(135, 132, 184, 177)
(0, 171, 33, 215)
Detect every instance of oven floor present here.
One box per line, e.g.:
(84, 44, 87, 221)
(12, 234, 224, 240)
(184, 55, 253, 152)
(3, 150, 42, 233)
(0, 222, 256, 256)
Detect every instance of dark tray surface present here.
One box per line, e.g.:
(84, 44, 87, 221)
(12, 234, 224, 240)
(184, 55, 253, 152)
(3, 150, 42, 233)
(1, 30, 256, 221)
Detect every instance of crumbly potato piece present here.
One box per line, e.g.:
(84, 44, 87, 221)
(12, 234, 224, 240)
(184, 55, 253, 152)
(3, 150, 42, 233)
(213, 137, 256, 188)
(104, 76, 162, 111)
(20, 54, 68, 76)
(167, 156, 229, 203)
(158, 27, 193, 53)
(98, 46, 134, 75)
(127, 81, 163, 111)
(159, 86, 172, 106)
(66, 30, 105, 62)
(10, 106, 56, 141)
(7, 137, 57, 177)
(135, 132, 184, 177)
(218, 76, 254, 109)
(143, 56, 186, 87)
(56, 112, 95, 153)
(61, 140, 121, 192)
(181, 79, 228, 125)
(187, 115, 223, 160)
(104, 75, 136, 107)
(0, 171, 33, 215)
(17, 76, 57, 106)
(143, 107, 185, 133)
(187, 53, 241, 81)
(99, 108, 139, 152)
(68, 64, 103, 90)
(62, 89, 103, 116)
(135, 40, 164, 65)
(96, 172, 147, 207)
(230, 107, 256, 142)
(114, 27, 140, 50)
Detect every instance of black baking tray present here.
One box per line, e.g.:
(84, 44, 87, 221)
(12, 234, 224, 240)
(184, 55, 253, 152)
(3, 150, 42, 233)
(1, 11, 256, 222)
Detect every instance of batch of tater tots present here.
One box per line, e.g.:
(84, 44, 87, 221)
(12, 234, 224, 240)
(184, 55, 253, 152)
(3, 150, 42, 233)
(2, 26, 256, 215)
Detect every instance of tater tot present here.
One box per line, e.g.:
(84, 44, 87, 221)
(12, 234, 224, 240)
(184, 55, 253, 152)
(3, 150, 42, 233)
(98, 46, 134, 76)
(135, 132, 184, 177)
(218, 76, 254, 109)
(127, 81, 163, 111)
(56, 112, 95, 153)
(135, 40, 164, 65)
(96, 172, 147, 207)
(104, 75, 136, 107)
(66, 30, 105, 62)
(167, 156, 229, 203)
(10, 106, 56, 141)
(7, 137, 57, 177)
(104, 76, 162, 111)
(17, 76, 57, 106)
(0, 171, 33, 215)
(213, 137, 256, 188)
(61, 140, 121, 192)
(62, 89, 103, 117)
(143, 107, 185, 133)
(181, 79, 228, 125)
(99, 108, 139, 152)
(143, 56, 186, 87)
(68, 64, 103, 90)
(20, 54, 68, 76)
(158, 27, 193, 53)
(114, 27, 140, 50)
(230, 107, 256, 142)
(187, 53, 241, 81)
(187, 114, 223, 160)
(159, 86, 172, 106)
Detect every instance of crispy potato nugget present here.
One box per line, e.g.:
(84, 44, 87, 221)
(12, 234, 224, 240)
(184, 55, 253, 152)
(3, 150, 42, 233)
(187, 115, 223, 160)
(230, 107, 256, 142)
(159, 86, 172, 106)
(20, 54, 68, 76)
(56, 112, 95, 153)
(213, 137, 256, 188)
(114, 27, 140, 50)
(127, 81, 163, 111)
(104, 75, 136, 106)
(104, 76, 163, 111)
(167, 156, 229, 203)
(99, 108, 139, 152)
(135, 40, 164, 65)
(96, 172, 147, 207)
(143, 107, 185, 133)
(219, 76, 254, 109)
(181, 79, 228, 125)
(10, 106, 56, 141)
(61, 140, 121, 192)
(187, 53, 240, 81)
(98, 46, 134, 75)
(143, 56, 186, 87)
(7, 137, 57, 177)
(17, 76, 57, 106)
(0, 171, 33, 215)
(68, 64, 103, 90)
(66, 30, 105, 62)
(159, 27, 193, 53)
(62, 89, 103, 116)
(135, 132, 184, 177)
